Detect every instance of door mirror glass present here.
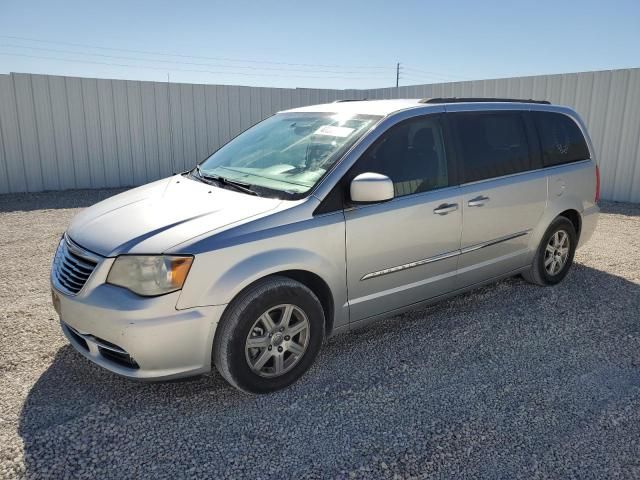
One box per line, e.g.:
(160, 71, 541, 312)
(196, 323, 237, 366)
(350, 172, 394, 204)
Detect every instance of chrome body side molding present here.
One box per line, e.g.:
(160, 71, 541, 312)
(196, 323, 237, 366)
(460, 229, 531, 255)
(360, 229, 532, 281)
(360, 249, 460, 281)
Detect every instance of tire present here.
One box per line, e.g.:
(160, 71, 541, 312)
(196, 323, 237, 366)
(213, 276, 325, 394)
(522, 216, 578, 286)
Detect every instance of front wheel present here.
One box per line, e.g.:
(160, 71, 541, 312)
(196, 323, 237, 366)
(213, 276, 325, 394)
(522, 216, 578, 286)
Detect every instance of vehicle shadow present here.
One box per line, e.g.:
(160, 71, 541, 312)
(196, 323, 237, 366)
(599, 200, 640, 217)
(0, 188, 128, 213)
(18, 264, 640, 478)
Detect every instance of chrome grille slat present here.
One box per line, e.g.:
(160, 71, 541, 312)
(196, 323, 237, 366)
(58, 268, 84, 286)
(66, 251, 96, 269)
(62, 256, 94, 271)
(61, 259, 92, 276)
(58, 265, 87, 284)
(58, 260, 91, 280)
(52, 236, 101, 295)
(58, 272, 84, 288)
(57, 278, 73, 289)
(59, 280, 77, 291)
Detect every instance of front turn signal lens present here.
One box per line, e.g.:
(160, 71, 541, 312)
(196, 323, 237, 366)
(168, 257, 192, 289)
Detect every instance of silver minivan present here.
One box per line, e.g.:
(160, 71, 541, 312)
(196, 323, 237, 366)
(51, 98, 600, 393)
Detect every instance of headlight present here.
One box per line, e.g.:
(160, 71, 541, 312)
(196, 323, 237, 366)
(107, 255, 193, 296)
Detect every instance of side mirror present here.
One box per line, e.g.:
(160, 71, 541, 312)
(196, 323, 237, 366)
(350, 172, 394, 204)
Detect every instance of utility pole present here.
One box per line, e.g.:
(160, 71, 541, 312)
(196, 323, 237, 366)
(396, 62, 400, 88)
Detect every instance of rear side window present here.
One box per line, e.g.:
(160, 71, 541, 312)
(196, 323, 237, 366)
(452, 112, 531, 183)
(534, 111, 590, 167)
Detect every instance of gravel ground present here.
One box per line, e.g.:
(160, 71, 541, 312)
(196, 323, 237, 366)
(1, 190, 639, 479)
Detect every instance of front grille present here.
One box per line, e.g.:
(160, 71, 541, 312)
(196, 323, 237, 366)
(52, 236, 100, 295)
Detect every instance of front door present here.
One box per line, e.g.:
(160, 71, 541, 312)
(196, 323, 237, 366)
(344, 114, 462, 322)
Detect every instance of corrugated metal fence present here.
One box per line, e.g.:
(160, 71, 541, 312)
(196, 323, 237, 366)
(0, 68, 638, 202)
(362, 68, 640, 203)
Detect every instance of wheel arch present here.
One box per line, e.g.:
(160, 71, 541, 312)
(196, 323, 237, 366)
(216, 267, 337, 339)
(529, 199, 584, 257)
(274, 270, 335, 337)
(558, 208, 582, 238)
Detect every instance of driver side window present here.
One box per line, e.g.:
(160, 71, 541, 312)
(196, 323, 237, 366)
(353, 116, 449, 197)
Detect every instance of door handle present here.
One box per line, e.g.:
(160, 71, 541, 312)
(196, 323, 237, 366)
(433, 203, 458, 215)
(468, 195, 490, 207)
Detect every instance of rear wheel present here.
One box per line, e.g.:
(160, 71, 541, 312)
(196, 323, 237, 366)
(213, 276, 325, 394)
(523, 216, 577, 286)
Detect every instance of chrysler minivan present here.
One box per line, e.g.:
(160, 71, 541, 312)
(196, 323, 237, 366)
(51, 98, 600, 393)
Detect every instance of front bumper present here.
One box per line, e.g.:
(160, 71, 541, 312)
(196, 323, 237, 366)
(54, 282, 226, 381)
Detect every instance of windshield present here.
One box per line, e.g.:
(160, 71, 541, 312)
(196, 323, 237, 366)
(197, 112, 380, 197)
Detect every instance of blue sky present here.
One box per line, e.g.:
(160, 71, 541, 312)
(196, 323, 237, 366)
(1, 0, 639, 89)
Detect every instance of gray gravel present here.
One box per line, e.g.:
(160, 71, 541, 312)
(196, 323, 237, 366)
(1, 190, 639, 479)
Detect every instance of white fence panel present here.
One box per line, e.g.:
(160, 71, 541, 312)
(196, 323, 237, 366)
(31, 74, 60, 191)
(368, 68, 640, 202)
(0, 69, 638, 201)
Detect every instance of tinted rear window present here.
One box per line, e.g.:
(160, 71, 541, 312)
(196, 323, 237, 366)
(452, 112, 531, 183)
(534, 111, 590, 167)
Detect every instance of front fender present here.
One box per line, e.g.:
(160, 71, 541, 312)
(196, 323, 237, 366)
(174, 209, 348, 330)
(203, 248, 336, 307)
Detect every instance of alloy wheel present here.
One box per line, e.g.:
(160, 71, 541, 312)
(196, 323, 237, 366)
(245, 304, 310, 378)
(544, 229, 570, 275)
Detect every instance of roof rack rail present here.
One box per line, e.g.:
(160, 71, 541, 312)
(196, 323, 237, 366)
(419, 97, 551, 105)
(332, 99, 367, 103)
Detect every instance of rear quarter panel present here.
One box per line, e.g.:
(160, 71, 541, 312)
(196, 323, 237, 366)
(529, 159, 599, 254)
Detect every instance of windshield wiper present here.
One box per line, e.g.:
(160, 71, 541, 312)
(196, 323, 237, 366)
(193, 166, 259, 196)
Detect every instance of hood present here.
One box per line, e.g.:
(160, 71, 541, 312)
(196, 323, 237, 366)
(67, 176, 282, 256)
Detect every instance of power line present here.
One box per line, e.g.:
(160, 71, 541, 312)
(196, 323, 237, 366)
(0, 43, 393, 76)
(0, 35, 467, 86)
(401, 74, 465, 85)
(0, 34, 392, 71)
(403, 66, 465, 77)
(402, 66, 468, 80)
(0, 35, 467, 84)
(0, 51, 388, 80)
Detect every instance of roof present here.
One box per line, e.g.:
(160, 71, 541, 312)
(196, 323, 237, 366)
(281, 98, 555, 117)
(282, 99, 425, 116)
